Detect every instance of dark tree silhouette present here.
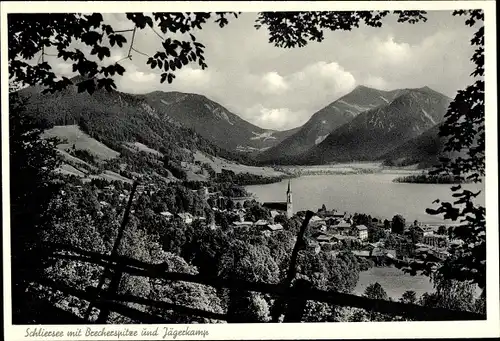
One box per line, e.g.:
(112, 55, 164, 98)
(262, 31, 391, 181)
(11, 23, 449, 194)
(8, 11, 427, 94)
(9, 91, 62, 318)
(364, 282, 388, 301)
(407, 10, 486, 292)
(400, 290, 418, 305)
(391, 214, 406, 234)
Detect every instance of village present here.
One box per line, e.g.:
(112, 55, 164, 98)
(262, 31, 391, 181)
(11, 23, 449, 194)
(73, 178, 457, 269)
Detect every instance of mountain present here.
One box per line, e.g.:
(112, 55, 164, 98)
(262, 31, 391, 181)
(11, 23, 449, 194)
(16, 78, 251, 165)
(380, 122, 464, 169)
(143, 91, 299, 154)
(301, 87, 452, 164)
(256, 85, 404, 163)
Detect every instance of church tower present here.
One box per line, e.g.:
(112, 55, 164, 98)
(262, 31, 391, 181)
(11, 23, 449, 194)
(286, 179, 293, 218)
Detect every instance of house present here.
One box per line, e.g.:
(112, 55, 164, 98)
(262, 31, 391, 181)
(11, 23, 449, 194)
(266, 223, 284, 232)
(262, 202, 287, 212)
(262, 180, 293, 218)
(233, 221, 254, 227)
(352, 250, 371, 258)
(336, 222, 352, 234)
(362, 243, 376, 252)
(160, 211, 173, 221)
(177, 212, 193, 224)
(411, 226, 425, 240)
(385, 249, 397, 259)
(351, 225, 368, 241)
(270, 210, 281, 220)
(305, 239, 321, 254)
(429, 249, 450, 260)
(255, 219, 269, 228)
(371, 248, 397, 259)
(422, 233, 448, 248)
(324, 217, 339, 226)
(316, 234, 336, 243)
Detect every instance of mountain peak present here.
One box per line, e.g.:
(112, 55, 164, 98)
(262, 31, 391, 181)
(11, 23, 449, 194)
(352, 84, 378, 92)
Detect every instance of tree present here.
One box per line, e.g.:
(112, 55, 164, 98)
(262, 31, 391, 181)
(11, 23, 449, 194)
(363, 282, 388, 301)
(412, 10, 486, 293)
(400, 290, 418, 305)
(8, 11, 427, 94)
(408, 226, 424, 244)
(9, 91, 62, 318)
(368, 226, 386, 243)
(391, 214, 406, 234)
(418, 276, 477, 314)
(437, 225, 448, 235)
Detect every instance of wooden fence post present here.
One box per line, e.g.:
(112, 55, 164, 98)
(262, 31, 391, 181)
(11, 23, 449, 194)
(96, 263, 125, 324)
(84, 181, 139, 322)
(283, 278, 311, 322)
(272, 210, 314, 322)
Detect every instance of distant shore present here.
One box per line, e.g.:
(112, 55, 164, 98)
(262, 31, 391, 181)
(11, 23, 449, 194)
(272, 162, 424, 177)
(392, 173, 469, 184)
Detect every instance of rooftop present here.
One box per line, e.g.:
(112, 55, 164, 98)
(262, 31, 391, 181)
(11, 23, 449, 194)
(262, 202, 287, 211)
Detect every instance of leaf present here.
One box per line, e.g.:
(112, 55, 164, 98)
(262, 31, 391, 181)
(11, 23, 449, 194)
(160, 73, 167, 84)
(77, 79, 95, 94)
(167, 73, 175, 84)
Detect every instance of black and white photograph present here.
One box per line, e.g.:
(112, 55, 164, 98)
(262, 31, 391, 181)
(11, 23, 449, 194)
(2, 1, 499, 340)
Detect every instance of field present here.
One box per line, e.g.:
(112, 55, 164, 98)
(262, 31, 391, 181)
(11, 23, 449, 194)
(42, 125, 119, 160)
(193, 151, 285, 177)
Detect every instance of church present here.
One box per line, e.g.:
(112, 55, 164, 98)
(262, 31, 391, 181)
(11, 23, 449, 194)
(262, 180, 293, 218)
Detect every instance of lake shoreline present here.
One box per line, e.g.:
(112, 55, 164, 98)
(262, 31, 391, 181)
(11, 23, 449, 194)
(245, 172, 485, 224)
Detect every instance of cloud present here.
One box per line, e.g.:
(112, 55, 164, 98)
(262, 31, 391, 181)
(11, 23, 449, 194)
(242, 105, 309, 131)
(375, 35, 411, 64)
(363, 75, 389, 90)
(40, 11, 474, 131)
(260, 71, 289, 94)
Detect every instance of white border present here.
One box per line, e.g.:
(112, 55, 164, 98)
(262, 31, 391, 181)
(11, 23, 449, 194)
(1, 1, 499, 340)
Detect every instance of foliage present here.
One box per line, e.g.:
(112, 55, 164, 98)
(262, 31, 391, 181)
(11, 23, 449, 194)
(364, 282, 389, 301)
(9, 92, 62, 314)
(411, 10, 486, 291)
(400, 290, 418, 304)
(391, 214, 406, 234)
(418, 276, 478, 314)
(9, 11, 426, 94)
(368, 226, 387, 243)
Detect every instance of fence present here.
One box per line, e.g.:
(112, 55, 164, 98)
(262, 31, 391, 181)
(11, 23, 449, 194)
(16, 183, 486, 324)
(20, 241, 485, 324)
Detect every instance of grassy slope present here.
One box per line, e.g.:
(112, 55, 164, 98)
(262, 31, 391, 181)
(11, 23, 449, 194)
(42, 125, 119, 160)
(193, 151, 285, 177)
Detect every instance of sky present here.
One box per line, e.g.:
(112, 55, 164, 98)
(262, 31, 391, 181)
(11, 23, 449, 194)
(49, 11, 477, 131)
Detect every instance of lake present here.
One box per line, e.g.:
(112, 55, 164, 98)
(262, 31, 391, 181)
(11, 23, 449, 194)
(245, 173, 485, 224)
(246, 172, 485, 299)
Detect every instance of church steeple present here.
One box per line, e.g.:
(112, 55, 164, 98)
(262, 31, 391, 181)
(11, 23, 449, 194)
(286, 179, 293, 218)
